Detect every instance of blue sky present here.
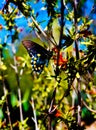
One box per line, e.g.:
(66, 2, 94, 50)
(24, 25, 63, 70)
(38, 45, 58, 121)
(0, 0, 95, 48)
(0, 0, 49, 45)
(0, 0, 5, 10)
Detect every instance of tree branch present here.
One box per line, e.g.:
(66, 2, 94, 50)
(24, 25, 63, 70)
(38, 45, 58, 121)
(55, 0, 65, 77)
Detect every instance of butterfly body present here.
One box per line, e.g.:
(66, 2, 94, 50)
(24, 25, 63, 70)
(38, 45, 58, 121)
(22, 40, 52, 73)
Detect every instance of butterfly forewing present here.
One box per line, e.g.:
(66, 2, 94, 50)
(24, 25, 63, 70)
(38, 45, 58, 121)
(22, 40, 52, 73)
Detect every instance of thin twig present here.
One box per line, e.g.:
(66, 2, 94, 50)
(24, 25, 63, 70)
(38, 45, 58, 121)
(77, 78, 81, 126)
(82, 100, 96, 113)
(73, 0, 79, 60)
(2, 78, 13, 130)
(55, 0, 65, 77)
(11, 41, 24, 130)
(31, 98, 39, 130)
(47, 87, 56, 130)
(48, 87, 56, 114)
(72, 81, 96, 113)
(31, 16, 56, 47)
(63, 0, 70, 13)
(73, 0, 81, 127)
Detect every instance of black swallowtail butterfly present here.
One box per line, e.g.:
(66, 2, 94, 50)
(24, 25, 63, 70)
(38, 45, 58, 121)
(22, 40, 52, 74)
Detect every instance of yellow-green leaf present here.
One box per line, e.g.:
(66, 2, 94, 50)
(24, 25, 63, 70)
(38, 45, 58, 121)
(52, 19, 60, 44)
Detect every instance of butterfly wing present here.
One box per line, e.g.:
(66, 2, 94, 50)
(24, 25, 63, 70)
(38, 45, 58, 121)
(22, 40, 52, 73)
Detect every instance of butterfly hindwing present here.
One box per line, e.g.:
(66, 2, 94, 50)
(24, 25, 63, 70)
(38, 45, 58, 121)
(22, 40, 52, 73)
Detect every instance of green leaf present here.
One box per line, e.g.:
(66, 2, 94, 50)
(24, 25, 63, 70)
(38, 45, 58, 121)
(81, 41, 92, 45)
(11, 94, 18, 107)
(0, 109, 4, 119)
(52, 19, 60, 44)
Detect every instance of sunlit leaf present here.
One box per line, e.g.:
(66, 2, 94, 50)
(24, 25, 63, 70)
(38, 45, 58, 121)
(81, 41, 93, 45)
(52, 18, 60, 44)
